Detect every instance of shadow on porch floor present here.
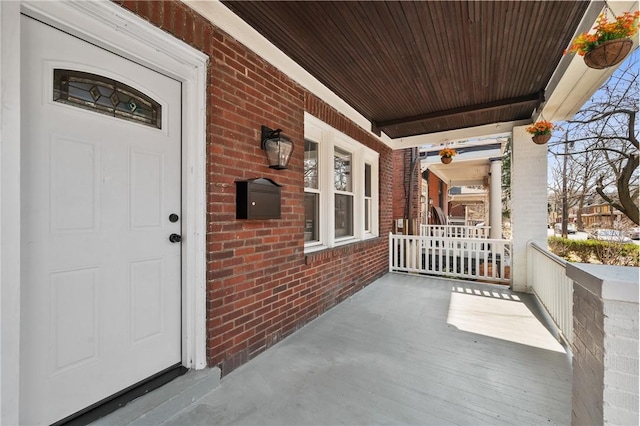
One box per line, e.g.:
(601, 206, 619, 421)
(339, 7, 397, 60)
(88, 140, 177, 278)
(94, 273, 572, 425)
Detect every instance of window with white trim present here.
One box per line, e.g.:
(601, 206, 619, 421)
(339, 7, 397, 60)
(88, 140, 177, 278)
(304, 139, 320, 243)
(364, 163, 372, 233)
(334, 147, 353, 239)
(304, 113, 379, 252)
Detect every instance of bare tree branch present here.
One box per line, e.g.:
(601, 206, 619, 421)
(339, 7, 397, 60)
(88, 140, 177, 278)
(560, 50, 639, 225)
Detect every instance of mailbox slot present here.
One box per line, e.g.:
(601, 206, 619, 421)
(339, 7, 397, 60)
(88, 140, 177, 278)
(236, 178, 282, 219)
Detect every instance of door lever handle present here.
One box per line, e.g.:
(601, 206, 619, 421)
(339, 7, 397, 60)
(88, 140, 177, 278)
(169, 233, 182, 243)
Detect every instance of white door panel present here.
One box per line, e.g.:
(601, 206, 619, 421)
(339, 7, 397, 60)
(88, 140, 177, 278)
(20, 16, 182, 425)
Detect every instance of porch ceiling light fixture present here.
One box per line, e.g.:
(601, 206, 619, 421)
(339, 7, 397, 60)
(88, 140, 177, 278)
(261, 125, 294, 170)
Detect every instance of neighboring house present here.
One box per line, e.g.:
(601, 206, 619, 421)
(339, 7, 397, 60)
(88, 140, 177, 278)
(581, 202, 625, 229)
(0, 1, 630, 424)
(448, 186, 488, 226)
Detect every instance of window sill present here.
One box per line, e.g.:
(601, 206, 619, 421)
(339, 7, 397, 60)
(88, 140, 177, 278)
(303, 244, 328, 254)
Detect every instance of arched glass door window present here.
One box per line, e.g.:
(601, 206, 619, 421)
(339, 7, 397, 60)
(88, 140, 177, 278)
(53, 69, 161, 128)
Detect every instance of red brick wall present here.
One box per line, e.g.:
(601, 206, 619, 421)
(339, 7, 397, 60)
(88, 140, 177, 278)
(116, 0, 394, 376)
(392, 149, 421, 221)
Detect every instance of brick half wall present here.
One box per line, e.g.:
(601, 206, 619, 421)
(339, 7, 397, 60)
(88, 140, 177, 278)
(572, 283, 605, 425)
(603, 300, 639, 424)
(569, 263, 639, 425)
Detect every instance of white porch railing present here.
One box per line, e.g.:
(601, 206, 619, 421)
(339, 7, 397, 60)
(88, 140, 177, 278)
(528, 241, 573, 347)
(389, 233, 511, 284)
(420, 224, 491, 239)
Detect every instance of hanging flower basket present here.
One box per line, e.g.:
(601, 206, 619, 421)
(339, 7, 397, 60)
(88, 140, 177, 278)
(531, 134, 552, 145)
(583, 38, 633, 69)
(438, 147, 456, 164)
(565, 11, 639, 69)
(526, 120, 554, 145)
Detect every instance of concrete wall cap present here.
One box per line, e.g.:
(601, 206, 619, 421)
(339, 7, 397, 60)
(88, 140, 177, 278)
(567, 263, 638, 303)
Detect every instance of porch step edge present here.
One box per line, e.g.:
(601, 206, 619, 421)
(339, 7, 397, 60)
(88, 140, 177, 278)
(91, 367, 221, 426)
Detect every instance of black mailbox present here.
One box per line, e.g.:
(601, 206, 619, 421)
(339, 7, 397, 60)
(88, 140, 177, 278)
(236, 178, 282, 219)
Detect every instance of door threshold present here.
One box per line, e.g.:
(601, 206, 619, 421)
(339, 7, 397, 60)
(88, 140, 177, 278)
(53, 363, 188, 426)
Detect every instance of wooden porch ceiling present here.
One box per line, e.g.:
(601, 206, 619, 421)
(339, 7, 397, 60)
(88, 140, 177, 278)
(222, 1, 590, 139)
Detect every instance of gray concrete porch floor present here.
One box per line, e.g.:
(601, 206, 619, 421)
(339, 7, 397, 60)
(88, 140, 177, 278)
(94, 273, 572, 425)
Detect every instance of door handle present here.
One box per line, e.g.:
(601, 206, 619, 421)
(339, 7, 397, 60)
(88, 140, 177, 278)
(169, 233, 182, 243)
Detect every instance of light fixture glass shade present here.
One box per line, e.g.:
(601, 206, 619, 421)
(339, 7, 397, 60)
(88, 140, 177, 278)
(263, 137, 294, 169)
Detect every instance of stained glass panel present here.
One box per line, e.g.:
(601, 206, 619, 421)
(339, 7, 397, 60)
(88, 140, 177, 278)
(53, 69, 161, 128)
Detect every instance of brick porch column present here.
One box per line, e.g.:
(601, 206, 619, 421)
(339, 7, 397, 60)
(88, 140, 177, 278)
(489, 157, 502, 239)
(511, 125, 548, 292)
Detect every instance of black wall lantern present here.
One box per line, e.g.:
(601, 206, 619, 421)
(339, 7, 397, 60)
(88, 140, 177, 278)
(261, 125, 294, 170)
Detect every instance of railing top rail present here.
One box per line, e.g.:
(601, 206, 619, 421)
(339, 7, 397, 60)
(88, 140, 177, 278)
(388, 232, 511, 284)
(391, 233, 511, 245)
(421, 224, 491, 229)
(420, 225, 491, 239)
(529, 240, 566, 267)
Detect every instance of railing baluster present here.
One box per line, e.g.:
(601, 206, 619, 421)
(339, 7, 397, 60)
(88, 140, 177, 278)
(389, 232, 511, 284)
(420, 224, 491, 239)
(528, 242, 573, 347)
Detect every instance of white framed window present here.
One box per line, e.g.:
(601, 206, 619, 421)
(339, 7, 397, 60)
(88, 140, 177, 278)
(304, 139, 320, 243)
(304, 113, 379, 252)
(334, 147, 353, 239)
(364, 163, 372, 233)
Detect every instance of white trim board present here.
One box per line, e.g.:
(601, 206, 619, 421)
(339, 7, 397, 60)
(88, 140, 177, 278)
(0, 2, 23, 423)
(1, 1, 208, 422)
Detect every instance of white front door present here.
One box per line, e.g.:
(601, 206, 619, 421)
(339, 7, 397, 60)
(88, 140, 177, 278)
(20, 15, 182, 425)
